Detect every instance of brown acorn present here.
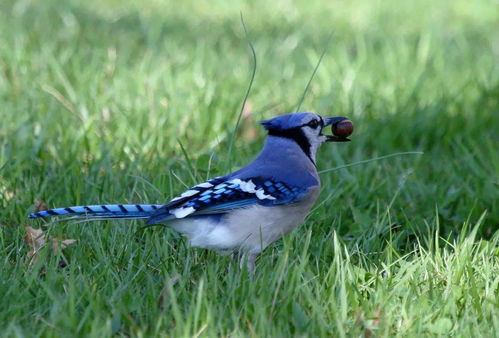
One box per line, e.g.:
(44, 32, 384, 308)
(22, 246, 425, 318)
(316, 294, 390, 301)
(332, 119, 354, 138)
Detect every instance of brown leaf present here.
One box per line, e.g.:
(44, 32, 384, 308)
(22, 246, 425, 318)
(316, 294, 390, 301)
(372, 309, 381, 327)
(34, 199, 48, 212)
(364, 309, 382, 338)
(24, 225, 46, 260)
(24, 225, 76, 267)
(51, 238, 77, 252)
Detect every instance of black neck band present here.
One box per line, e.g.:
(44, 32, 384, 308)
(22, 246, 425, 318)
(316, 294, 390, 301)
(268, 128, 314, 165)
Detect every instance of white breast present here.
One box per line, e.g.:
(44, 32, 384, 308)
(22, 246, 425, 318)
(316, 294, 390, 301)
(167, 187, 319, 254)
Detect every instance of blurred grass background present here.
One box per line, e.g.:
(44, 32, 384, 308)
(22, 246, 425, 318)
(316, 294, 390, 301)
(0, 0, 498, 336)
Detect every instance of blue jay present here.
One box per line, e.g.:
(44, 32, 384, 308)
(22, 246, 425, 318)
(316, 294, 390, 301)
(29, 112, 351, 271)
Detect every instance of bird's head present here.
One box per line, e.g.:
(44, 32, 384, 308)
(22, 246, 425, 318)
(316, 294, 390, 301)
(260, 112, 352, 163)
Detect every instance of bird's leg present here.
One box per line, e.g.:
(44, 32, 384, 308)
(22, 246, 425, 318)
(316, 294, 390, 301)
(228, 252, 240, 271)
(240, 253, 258, 273)
(247, 253, 258, 273)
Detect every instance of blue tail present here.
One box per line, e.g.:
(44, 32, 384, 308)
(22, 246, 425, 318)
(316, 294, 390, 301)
(29, 204, 163, 220)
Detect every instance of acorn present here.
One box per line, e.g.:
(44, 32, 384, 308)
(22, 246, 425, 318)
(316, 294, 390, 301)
(332, 119, 354, 138)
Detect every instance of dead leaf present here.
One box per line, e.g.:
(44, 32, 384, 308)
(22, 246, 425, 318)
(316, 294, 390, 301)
(364, 309, 382, 338)
(34, 199, 48, 212)
(24, 225, 46, 261)
(372, 309, 381, 327)
(51, 238, 77, 252)
(24, 225, 76, 267)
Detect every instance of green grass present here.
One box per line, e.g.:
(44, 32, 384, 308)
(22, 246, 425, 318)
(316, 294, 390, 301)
(1, 0, 498, 336)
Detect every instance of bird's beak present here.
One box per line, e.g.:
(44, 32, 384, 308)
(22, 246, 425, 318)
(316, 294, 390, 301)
(323, 116, 351, 142)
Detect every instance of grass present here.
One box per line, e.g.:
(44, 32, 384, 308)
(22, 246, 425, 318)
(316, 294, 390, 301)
(1, 0, 498, 336)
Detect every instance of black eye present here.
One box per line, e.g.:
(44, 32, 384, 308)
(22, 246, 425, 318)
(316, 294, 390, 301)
(308, 119, 319, 128)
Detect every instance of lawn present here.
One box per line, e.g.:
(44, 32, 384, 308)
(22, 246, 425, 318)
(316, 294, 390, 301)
(1, 0, 498, 336)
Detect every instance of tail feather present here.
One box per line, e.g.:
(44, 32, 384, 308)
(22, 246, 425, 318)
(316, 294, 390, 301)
(29, 204, 163, 220)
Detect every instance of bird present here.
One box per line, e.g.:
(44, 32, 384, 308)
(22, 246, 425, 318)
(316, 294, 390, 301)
(29, 112, 352, 271)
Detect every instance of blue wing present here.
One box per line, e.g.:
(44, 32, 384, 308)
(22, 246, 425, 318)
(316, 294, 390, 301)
(145, 176, 308, 225)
